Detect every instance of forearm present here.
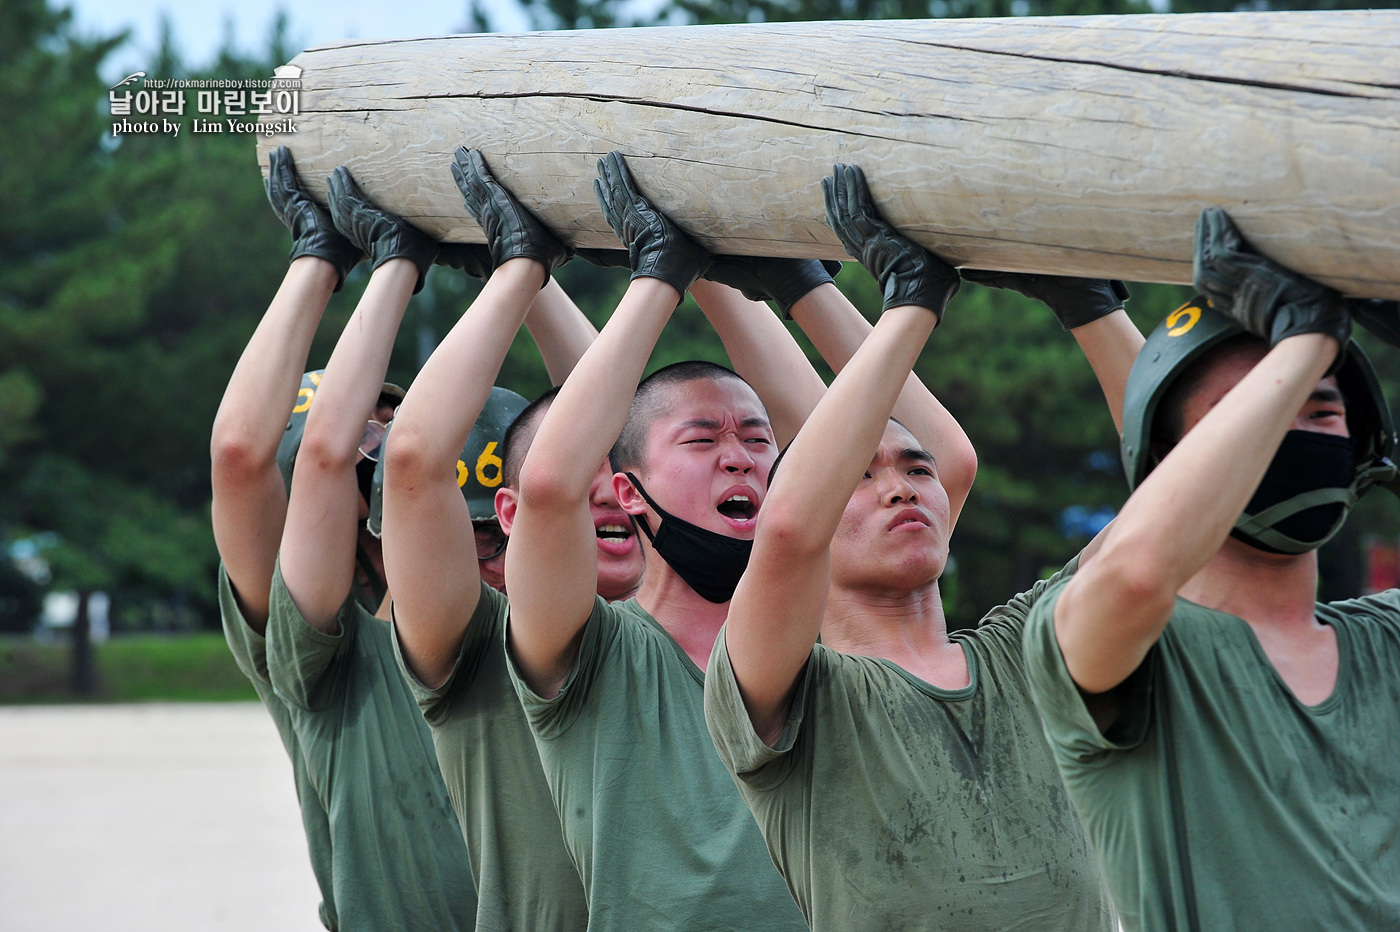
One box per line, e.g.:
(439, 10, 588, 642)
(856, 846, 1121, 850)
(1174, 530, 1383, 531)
(507, 277, 680, 691)
(1068, 310, 1146, 434)
(382, 259, 541, 682)
(394, 259, 540, 467)
(211, 258, 337, 627)
(691, 278, 824, 447)
(280, 260, 416, 630)
(211, 258, 336, 480)
(1058, 333, 1339, 691)
(524, 277, 598, 386)
(520, 277, 679, 503)
(767, 305, 938, 563)
(789, 283, 976, 523)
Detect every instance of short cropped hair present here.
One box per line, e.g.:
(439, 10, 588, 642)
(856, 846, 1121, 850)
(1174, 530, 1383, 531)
(609, 361, 751, 474)
(501, 387, 560, 490)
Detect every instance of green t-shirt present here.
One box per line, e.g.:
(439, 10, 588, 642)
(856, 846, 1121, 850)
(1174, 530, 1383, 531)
(392, 583, 587, 932)
(705, 565, 1114, 932)
(1023, 582, 1400, 932)
(507, 597, 807, 932)
(264, 562, 477, 932)
(218, 565, 338, 931)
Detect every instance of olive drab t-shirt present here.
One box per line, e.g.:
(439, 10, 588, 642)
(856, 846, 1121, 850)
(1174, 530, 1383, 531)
(705, 563, 1115, 932)
(218, 565, 338, 931)
(506, 597, 807, 932)
(264, 562, 477, 932)
(1023, 583, 1400, 932)
(392, 583, 588, 932)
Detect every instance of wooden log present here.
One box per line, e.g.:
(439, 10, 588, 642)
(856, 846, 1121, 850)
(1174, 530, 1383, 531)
(255, 12, 1400, 299)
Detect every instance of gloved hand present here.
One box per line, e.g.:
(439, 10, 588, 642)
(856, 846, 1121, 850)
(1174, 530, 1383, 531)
(592, 151, 711, 297)
(450, 148, 572, 286)
(959, 270, 1128, 330)
(576, 248, 632, 269)
(821, 164, 959, 318)
(1351, 299, 1400, 347)
(703, 256, 843, 317)
(326, 166, 438, 294)
(264, 146, 363, 290)
(1193, 207, 1350, 356)
(435, 242, 494, 281)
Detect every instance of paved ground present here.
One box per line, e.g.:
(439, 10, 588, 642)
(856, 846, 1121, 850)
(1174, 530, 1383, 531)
(0, 703, 325, 932)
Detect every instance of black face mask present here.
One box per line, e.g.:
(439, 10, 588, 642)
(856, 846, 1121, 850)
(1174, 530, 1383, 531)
(625, 472, 753, 603)
(1232, 431, 1357, 555)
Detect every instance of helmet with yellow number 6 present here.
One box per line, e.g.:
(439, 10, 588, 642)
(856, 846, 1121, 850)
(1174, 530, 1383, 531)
(367, 386, 529, 538)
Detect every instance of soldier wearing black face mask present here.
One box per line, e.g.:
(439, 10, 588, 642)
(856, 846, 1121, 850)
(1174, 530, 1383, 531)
(1023, 209, 1400, 932)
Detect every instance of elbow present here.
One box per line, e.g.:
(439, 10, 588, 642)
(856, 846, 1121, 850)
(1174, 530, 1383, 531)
(1082, 544, 1179, 640)
(295, 426, 357, 477)
(755, 499, 829, 561)
(380, 421, 439, 493)
(516, 454, 581, 513)
(210, 425, 275, 489)
(942, 438, 977, 501)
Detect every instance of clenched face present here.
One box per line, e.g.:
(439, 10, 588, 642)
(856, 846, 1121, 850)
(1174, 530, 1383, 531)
(829, 421, 950, 595)
(618, 376, 777, 541)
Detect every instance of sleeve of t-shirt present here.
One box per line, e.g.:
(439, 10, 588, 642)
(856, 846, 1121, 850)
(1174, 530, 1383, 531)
(505, 595, 622, 740)
(265, 559, 357, 712)
(704, 624, 815, 793)
(219, 563, 270, 687)
(1324, 588, 1400, 632)
(1021, 575, 1155, 764)
(392, 582, 508, 726)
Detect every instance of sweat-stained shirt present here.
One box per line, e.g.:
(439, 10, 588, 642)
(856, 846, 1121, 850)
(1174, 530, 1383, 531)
(1023, 583, 1400, 932)
(264, 562, 477, 932)
(392, 582, 588, 932)
(705, 560, 1114, 932)
(506, 596, 808, 932)
(219, 565, 338, 930)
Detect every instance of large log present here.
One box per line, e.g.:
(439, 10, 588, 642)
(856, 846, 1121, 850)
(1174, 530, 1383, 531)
(255, 12, 1400, 299)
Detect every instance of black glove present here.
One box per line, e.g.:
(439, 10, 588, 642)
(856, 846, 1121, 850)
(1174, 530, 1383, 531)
(264, 146, 363, 290)
(577, 248, 632, 269)
(703, 256, 843, 317)
(821, 164, 959, 318)
(326, 166, 438, 294)
(959, 270, 1128, 330)
(1349, 299, 1400, 348)
(592, 151, 711, 297)
(1193, 207, 1350, 356)
(435, 242, 494, 281)
(450, 148, 572, 286)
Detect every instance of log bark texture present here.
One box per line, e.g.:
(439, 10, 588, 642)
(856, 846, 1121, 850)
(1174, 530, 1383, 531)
(255, 12, 1400, 298)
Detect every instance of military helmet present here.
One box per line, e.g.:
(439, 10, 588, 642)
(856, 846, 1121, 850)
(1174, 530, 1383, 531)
(367, 386, 529, 538)
(1121, 297, 1397, 550)
(275, 370, 407, 492)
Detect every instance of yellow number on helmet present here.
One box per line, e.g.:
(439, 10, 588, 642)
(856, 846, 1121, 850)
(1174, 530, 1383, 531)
(1166, 302, 1202, 337)
(292, 388, 315, 414)
(476, 441, 504, 488)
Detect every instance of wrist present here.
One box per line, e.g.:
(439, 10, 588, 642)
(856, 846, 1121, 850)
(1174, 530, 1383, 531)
(289, 255, 342, 291)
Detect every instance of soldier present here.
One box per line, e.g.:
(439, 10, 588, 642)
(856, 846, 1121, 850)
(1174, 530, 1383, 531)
(1022, 209, 1400, 930)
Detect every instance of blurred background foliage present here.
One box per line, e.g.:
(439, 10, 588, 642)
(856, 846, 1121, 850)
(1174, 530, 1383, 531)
(3, 0, 1397, 662)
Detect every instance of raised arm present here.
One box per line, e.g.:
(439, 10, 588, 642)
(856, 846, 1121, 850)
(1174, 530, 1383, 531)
(525, 278, 599, 386)
(785, 282, 979, 527)
(960, 271, 1143, 432)
(210, 147, 362, 629)
(1055, 209, 1351, 696)
(726, 164, 961, 742)
(507, 152, 710, 696)
(689, 272, 826, 447)
(383, 148, 571, 687)
(278, 168, 437, 632)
